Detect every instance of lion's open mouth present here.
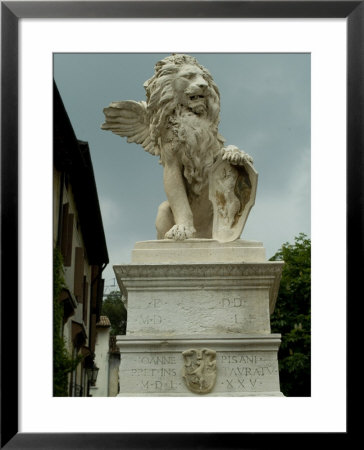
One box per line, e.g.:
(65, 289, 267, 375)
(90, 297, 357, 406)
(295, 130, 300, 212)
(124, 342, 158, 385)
(186, 94, 207, 115)
(189, 95, 205, 101)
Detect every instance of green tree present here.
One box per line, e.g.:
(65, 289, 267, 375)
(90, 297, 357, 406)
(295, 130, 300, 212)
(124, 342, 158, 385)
(270, 233, 311, 397)
(101, 290, 127, 335)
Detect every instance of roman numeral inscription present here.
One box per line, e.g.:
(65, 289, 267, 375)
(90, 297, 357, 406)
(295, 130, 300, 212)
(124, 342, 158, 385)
(218, 353, 278, 392)
(219, 297, 262, 329)
(138, 298, 164, 328)
(119, 353, 181, 394)
(118, 350, 279, 394)
(127, 291, 270, 336)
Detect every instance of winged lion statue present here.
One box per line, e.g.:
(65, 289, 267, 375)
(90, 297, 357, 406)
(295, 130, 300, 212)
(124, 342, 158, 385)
(102, 54, 257, 242)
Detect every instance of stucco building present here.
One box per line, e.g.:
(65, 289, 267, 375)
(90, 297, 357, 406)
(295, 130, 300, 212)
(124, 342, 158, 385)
(89, 323, 121, 397)
(91, 316, 111, 397)
(53, 82, 109, 396)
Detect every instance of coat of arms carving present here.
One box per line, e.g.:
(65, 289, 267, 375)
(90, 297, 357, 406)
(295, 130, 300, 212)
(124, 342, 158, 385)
(182, 348, 217, 394)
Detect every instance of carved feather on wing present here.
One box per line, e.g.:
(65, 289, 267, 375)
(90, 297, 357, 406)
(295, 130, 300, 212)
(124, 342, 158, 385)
(102, 100, 158, 156)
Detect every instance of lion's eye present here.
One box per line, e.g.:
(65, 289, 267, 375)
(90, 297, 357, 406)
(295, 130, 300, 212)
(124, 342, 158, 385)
(182, 73, 194, 79)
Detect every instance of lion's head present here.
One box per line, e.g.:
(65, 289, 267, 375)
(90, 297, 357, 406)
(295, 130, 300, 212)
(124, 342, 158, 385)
(143, 54, 221, 145)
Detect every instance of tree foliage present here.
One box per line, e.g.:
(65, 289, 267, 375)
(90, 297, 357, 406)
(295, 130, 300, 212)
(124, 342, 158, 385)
(101, 290, 127, 336)
(270, 233, 311, 396)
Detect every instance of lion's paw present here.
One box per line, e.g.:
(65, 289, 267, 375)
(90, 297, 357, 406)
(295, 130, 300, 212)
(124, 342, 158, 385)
(222, 145, 253, 166)
(164, 224, 196, 241)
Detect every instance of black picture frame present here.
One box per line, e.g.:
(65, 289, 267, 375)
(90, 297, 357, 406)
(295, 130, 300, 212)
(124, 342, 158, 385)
(1, 1, 359, 448)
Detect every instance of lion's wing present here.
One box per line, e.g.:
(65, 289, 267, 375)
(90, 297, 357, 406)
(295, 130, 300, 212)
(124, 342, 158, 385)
(102, 100, 158, 156)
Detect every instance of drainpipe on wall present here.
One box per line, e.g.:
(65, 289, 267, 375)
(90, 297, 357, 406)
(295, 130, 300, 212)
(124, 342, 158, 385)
(91, 262, 107, 286)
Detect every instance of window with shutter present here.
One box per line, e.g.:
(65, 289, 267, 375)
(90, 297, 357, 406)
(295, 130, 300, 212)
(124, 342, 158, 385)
(83, 277, 89, 325)
(64, 213, 74, 266)
(60, 203, 69, 259)
(90, 266, 99, 311)
(60, 202, 74, 267)
(74, 247, 84, 301)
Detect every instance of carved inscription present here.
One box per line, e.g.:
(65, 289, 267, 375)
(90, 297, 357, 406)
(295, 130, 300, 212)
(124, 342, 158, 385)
(139, 298, 165, 328)
(119, 349, 280, 394)
(123, 353, 181, 393)
(218, 353, 278, 392)
(127, 290, 270, 335)
(221, 297, 246, 308)
(218, 296, 267, 332)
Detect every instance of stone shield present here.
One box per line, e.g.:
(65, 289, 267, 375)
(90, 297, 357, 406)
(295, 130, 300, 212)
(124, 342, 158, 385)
(182, 348, 217, 394)
(209, 158, 258, 242)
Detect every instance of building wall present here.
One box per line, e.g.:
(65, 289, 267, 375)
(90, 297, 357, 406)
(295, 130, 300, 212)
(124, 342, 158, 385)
(53, 168, 61, 247)
(54, 167, 98, 396)
(58, 176, 92, 351)
(54, 83, 109, 397)
(108, 353, 120, 397)
(91, 327, 110, 397)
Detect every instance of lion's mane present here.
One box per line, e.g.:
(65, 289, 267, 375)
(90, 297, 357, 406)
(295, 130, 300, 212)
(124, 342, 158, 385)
(143, 54, 223, 195)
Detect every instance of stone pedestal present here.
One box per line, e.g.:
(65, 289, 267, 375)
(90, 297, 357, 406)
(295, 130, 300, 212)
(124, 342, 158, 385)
(115, 239, 284, 396)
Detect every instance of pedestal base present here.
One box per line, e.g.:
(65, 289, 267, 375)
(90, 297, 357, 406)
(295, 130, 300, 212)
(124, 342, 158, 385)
(114, 240, 283, 336)
(114, 240, 284, 397)
(116, 334, 283, 396)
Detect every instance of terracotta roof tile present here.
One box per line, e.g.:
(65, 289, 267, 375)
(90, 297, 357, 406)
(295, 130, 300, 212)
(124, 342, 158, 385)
(96, 315, 111, 327)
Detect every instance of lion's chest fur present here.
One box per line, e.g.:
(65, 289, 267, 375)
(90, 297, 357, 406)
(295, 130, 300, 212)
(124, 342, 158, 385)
(160, 111, 221, 195)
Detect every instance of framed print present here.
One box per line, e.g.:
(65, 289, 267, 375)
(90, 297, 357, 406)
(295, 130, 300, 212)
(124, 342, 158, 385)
(1, 1, 360, 448)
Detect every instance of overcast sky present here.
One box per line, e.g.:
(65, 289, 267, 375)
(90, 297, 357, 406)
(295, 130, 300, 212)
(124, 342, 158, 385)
(54, 53, 310, 291)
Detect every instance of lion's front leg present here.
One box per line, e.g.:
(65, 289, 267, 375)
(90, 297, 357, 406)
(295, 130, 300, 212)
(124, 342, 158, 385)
(162, 162, 196, 240)
(221, 145, 254, 166)
(165, 224, 196, 240)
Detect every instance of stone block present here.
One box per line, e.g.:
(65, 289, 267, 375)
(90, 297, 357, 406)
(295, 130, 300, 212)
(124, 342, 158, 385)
(114, 242, 283, 336)
(131, 239, 266, 263)
(116, 335, 283, 396)
(114, 239, 284, 396)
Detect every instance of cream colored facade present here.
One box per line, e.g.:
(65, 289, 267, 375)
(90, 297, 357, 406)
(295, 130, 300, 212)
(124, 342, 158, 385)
(54, 82, 109, 396)
(91, 317, 111, 397)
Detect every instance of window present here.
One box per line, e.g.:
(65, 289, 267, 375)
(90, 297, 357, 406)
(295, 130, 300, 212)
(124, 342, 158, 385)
(60, 202, 74, 266)
(74, 247, 84, 301)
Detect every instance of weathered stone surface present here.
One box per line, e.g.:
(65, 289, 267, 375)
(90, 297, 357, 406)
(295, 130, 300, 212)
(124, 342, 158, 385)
(103, 54, 284, 396)
(131, 239, 266, 263)
(209, 156, 258, 242)
(116, 335, 283, 396)
(182, 348, 217, 394)
(119, 281, 273, 336)
(114, 241, 283, 336)
(114, 239, 284, 396)
(102, 54, 257, 242)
